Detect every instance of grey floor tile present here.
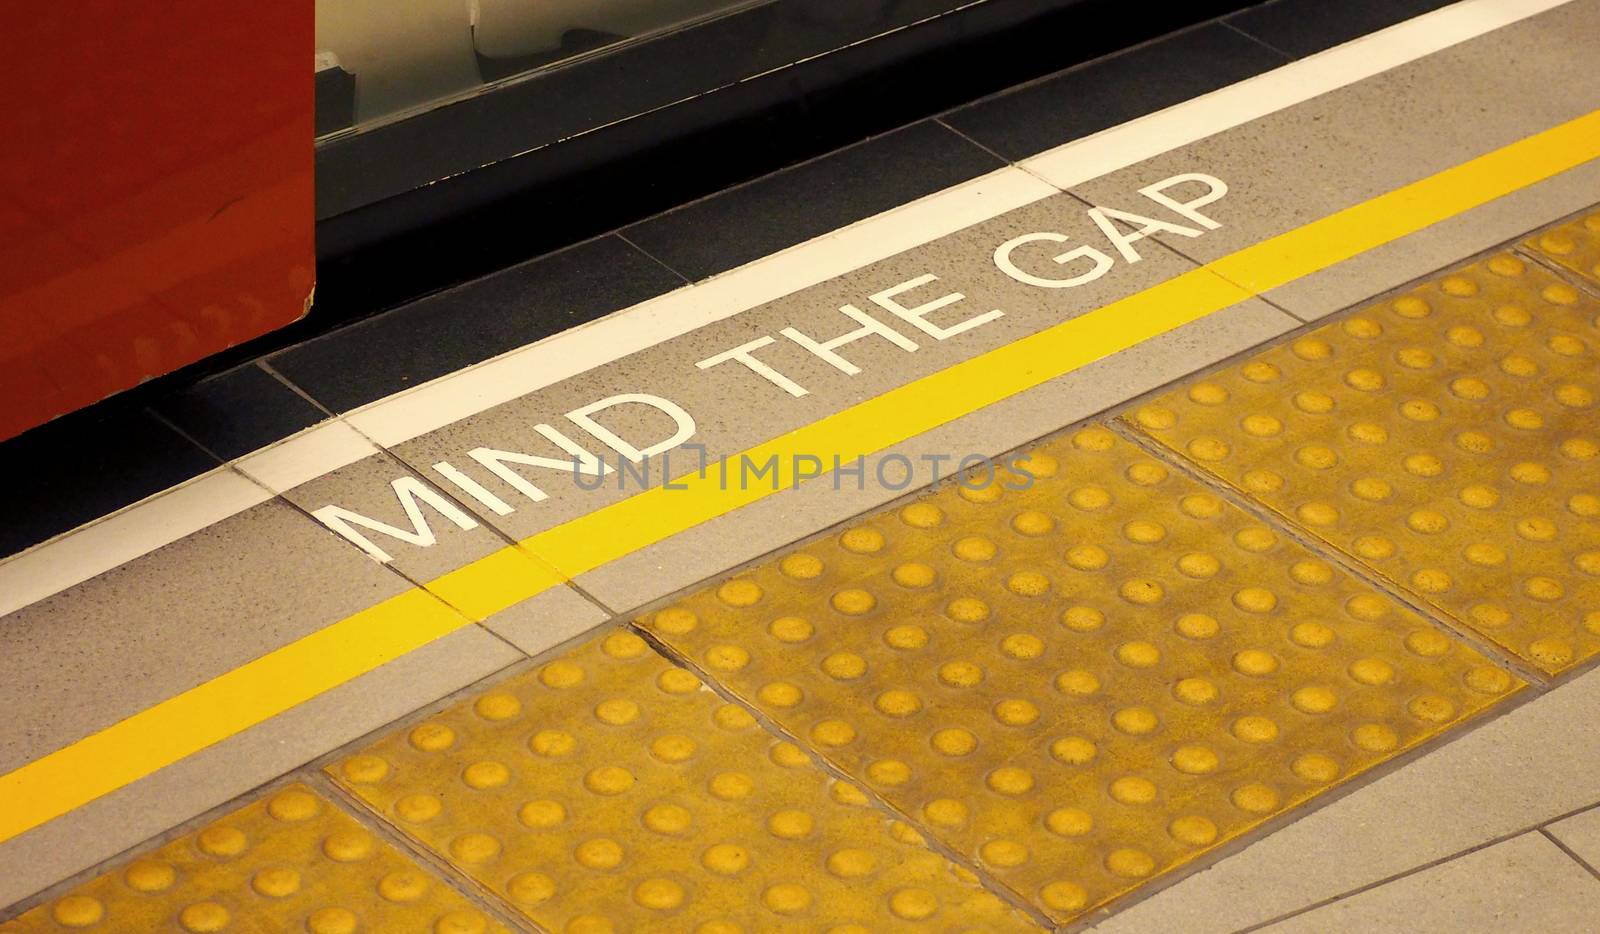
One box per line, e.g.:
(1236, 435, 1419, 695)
(1546, 807, 1600, 873)
(1256, 834, 1600, 934)
(1088, 667, 1600, 934)
(1066, 0, 1600, 321)
(0, 623, 519, 911)
(481, 584, 611, 658)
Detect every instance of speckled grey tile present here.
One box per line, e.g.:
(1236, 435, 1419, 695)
(1087, 666, 1600, 934)
(1546, 806, 1600, 873)
(1065, 1, 1600, 321)
(1257, 834, 1600, 934)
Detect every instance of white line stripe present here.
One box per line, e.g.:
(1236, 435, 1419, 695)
(0, 0, 1560, 615)
(1021, 0, 1574, 189)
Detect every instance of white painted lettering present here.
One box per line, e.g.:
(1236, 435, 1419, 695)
(312, 477, 478, 563)
(993, 233, 1113, 288)
(1139, 172, 1228, 230)
(568, 393, 697, 463)
(780, 304, 918, 376)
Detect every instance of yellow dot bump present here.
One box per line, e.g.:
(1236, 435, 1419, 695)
(600, 632, 647, 660)
(874, 689, 922, 718)
(994, 698, 1040, 726)
(1403, 454, 1445, 479)
(1233, 588, 1278, 614)
(1176, 613, 1220, 639)
(717, 578, 763, 607)
(1486, 253, 1526, 276)
(530, 729, 577, 757)
(52, 896, 104, 927)
(1072, 426, 1118, 450)
(266, 788, 320, 822)
(1539, 230, 1578, 253)
(883, 623, 934, 652)
(943, 598, 990, 626)
(652, 607, 699, 634)
(1290, 560, 1334, 587)
(978, 839, 1031, 871)
(933, 728, 980, 758)
(1349, 422, 1391, 445)
(1291, 391, 1335, 417)
(1345, 368, 1385, 392)
(1292, 753, 1341, 783)
(1501, 354, 1540, 378)
(1523, 577, 1565, 602)
(1297, 502, 1339, 526)
(1188, 436, 1231, 461)
(508, 871, 557, 905)
(1173, 677, 1219, 706)
(1232, 715, 1279, 744)
(1411, 568, 1453, 595)
(1127, 461, 1170, 486)
(1440, 275, 1479, 297)
(584, 766, 636, 796)
(1529, 638, 1575, 669)
(1345, 657, 1394, 686)
(1292, 685, 1338, 714)
(251, 867, 300, 898)
(633, 878, 685, 911)
(1189, 381, 1230, 404)
(1395, 295, 1433, 316)
(1544, 284, 1582, 306)
(1123, 520, 1167, 544)
(1242, 360, 1283, 382)
(1404, 629, 1450, 657)
(952, 535, 997, 562)
(652, 734, 700, 762)
(1395, 347, 1436, 370)
(1015, 451, 1059, 478)
(705, 644, 751, 672)
(518, 799, 566, 828)
(889, 562, 936, 590)
(713, 705, 754, 730)
(1465, 666, 1514, 695)
(763, 883, 813, 915)
(1574, 551, 1600, 576)
(1106, 848, 1156, 878)
(1295, 444, 1338, 470)
(754, 682, 803, 710)
(1353, 722, 1399, 753)
(1494, 303, 1531, 326)
(1557, 384, 1596, 409)
(821, 651, 867, 679)
(819, 848, 881, 880)
(1291, 622, 1335, 649)
(767, 616, 813, 643)
(810, 719, 857, 747)
(1107, 775, 1159, 806)
(708, 772, 754, 801)
(1176, 552, 1222, 579)
(1234, 527, 1278, 553)
(1573, 494, 1600, 518)
(1112, 706, 1159, 735)
(1169, 815, 1219, 847)
(1011, 509, 1056, 536)
(1004, 633, 1046, 660)
(594, 698, 640, 726)
(1352, 536, 1397, 561)
(1135, 405, 1178, 430)
(1040, 880, 1090, 913)
(1052, 736, 1097, 765)
(1350, 477, 1392, 502)
(1469, 604, 1512, 629)
(1587, 612, 1600, 636)
(776, 554, 825, 583)
(125, 859, 177, 893)
(1111, 642, 1159, 670)
(1065, 543, 1110, 571)
(340, 754, 390, 784)
(1242, 413, 1284, 437)
(1181, 493, 1225, 519)
(1232, 783, 1280, 813)
(397, 793, 443, 823)
(181, 902, 232, 933)
(1046, 807, 1094, 837)
(1506, 408, 1545, 430)
(900, 503, 944, 528)
(1055, 669, 1101, 697)
(830, 588, 876, 616)
(1120, 579, 1165, 605)
(376, 869, 428, 903)
(1464, 543, 1507, 567)
(1007, 570, 1051, 596)
(446, 832, 502, 865)
(1506, 461, 1548, 485)
(1171, 745, 1220, 775)
(1344, 316, 1383, 338)
(918, 799, 970, 831)
(575, 838, 624, 870)
(564, 916, 613, 934)
(1518, 517, 1559, 541)
(987, 766, 1035, 795)
(840, 526, 885, 554)
(323, 829, 375, 863)
(888, 888, 940, 921)
(1289, 336, 1331, 360)
(939, 660, 983, 687)
(1408, 694, 1457, 724)
(539, 661, 586, 689)
(1062, 605, 1106, 632)
(1345, 594, 1390, 623)
(696, 842, 751, 877)
(1447, 325, 1486, 349)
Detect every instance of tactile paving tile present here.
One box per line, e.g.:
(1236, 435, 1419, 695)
(1528, 210, 1600, 288)
(328, 629, 1041, 933)
(1126, 253, 1600, 675)
(637, 427, 1522, 924)
(1, 784, 508, 934)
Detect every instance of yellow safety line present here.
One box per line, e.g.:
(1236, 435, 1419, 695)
(3, 109, 1598, 847)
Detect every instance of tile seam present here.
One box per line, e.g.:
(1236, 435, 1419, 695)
(624, 620, 1057, 930)
(1537, 826, 1600, 885)
(612, 231, 695, 287)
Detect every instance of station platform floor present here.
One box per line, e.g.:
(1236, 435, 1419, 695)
(5, 0, 1600, 930)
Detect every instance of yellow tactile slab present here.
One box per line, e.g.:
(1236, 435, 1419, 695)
(1528, 211, 1600, 288)
(328, 629, 1040, 933)
(637, 427, 1523, 924)
(1, 784, 509, 934)
(1127, 252, 1600, 675)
